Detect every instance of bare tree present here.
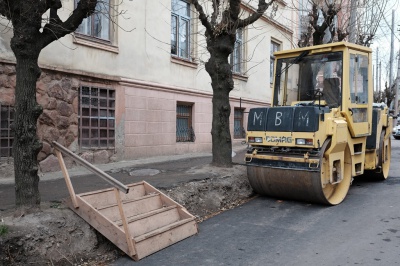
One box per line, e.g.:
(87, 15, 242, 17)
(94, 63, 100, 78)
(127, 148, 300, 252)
(298, 0, 388, 47)
(373, 81, 395, 108)
(192, 0, 275, 167)
(0, 0, 99, 214)
(353, 0, 388, 47)
(298, 0, 345, 47)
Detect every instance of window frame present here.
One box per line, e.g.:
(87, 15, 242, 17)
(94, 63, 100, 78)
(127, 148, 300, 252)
(0, 104, 14, 158)
(233, 108, 246, 139)
(176, 102, 195, 142)
(270, 40, 281, 84)
(171, 0, 191, 60)
(231, 28, 244, 74)
(75, 0, 112, 43)
(349, 54, 369, 104)
(78, 86, 116, 150)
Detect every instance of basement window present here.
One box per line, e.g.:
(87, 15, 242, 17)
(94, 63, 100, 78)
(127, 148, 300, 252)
(176, 103, 195, 142)
(79, 86, 115, 150)
(0, 104, 14, 158)
(234, 108, 245, 139)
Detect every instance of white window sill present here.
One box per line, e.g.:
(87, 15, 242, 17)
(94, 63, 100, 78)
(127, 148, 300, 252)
(171, 56, 198, 69)
(233, 73, 248, 81)
(73, 34, 119, 54)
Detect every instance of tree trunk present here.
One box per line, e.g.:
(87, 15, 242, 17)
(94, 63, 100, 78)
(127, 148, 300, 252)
(205, 35, 235, 167)
(210, 88, 232, 167)
(12, 55, 43, 212)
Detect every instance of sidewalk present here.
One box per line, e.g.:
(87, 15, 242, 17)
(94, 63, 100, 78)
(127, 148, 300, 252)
(0, 145, 248, 211)
(0, 144, 247, 185)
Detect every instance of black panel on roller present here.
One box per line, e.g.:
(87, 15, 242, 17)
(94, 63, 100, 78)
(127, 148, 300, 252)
(266, 107, 293, 132)
(247, 108, 269, 131)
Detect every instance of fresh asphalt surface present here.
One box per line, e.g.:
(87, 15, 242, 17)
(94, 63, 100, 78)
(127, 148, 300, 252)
(113, 138, 400, 266)
(1, 141, 399, 265)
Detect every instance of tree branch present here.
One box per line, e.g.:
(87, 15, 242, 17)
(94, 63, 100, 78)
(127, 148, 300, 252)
(0, 0, 13, 19)
(37, 0, 59, 14)
(230, 0, 241, 21)
(238, 0, 275, 28)
(211, 0, 220, 26)
(192, 0, 213, 37)
(40, 0, 98, 49)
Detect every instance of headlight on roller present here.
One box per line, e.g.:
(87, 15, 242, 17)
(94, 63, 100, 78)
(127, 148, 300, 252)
(248, 137, 263, 143)
(296, 138, 313, 145)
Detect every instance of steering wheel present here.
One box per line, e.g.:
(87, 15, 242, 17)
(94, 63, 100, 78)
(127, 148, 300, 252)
(306, 88, 324, 97)
(313, 88, 324, 97)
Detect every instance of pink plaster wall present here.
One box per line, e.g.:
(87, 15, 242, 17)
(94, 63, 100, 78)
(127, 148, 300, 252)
(123, 82, 268, 160)
(124, 85, 213, 159)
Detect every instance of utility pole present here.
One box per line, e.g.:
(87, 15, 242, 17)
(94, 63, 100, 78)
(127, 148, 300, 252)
(376, 48, 379, 93)
(389, 10, 395, 90)
(373, 66, 375, 93)
(379, 61, 382, 96)
(349, 0, 357, 43)
(396, 52, 400, 115)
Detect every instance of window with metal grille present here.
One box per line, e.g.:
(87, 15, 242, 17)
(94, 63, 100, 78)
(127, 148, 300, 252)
(0, 104, 14, 157)
(79, 86, 115, 149)
(171, 0, 191, 59)
(176, 103, 195, 142)
(270, 41, 280, 84)
(234, 108, 245, 139)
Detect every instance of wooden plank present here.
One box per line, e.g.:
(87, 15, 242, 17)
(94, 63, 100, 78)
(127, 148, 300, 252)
(114, 188, 136, 257)
(115, 206, 177, 226)
(78, 182, 144, 198)
(143, 182, 194, 219)
(55, 150, 78, 208)
(99, 194, 163, 222)
(81, 184, 146, 209)
(78, 187, 114, 197)
(134, 220, 198, 260)
(97, 193, 159, 211)
(134, 218, 195, 242)
(127, 207, 180, 237)
(65, 197, 137, 260)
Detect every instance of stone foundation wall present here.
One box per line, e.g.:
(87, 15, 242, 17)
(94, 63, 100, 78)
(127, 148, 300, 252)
(0, 62, 119, 177)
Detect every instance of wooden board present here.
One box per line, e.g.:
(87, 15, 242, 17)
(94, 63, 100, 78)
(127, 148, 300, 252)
(65, 197, 137, 260)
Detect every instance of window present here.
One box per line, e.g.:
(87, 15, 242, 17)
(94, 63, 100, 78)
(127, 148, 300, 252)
(349, 54, 369, 104)
(76, 0, 110, 41)
(79, 86, 115, 149)
(171, 0, 191, 59)
(176, 103, 195, 142)
(0, 104, 14, 158)
(234, 108, 245, 139)
(231, 29, 244, 73)
(270, 41, 280, 83)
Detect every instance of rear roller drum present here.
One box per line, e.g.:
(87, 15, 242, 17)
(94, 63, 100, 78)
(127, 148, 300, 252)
(247, 139, 352, 205)
(364, 131, 391, 180)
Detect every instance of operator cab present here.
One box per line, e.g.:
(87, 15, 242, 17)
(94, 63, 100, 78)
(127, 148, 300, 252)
(271, 42, 373, 138)
(273, 51, 343, 109)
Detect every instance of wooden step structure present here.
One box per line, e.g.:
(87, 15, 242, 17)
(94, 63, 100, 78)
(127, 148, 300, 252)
(52, 141, 198, 261)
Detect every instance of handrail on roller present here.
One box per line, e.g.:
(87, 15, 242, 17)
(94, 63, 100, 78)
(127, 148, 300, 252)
(52, 141, 129, 194)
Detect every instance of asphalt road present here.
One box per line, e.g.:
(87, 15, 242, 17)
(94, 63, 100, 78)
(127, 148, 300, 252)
(113, 137, 400, 266)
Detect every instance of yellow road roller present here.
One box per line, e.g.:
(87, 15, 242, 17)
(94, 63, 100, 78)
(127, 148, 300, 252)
(245, 42, 392, 205)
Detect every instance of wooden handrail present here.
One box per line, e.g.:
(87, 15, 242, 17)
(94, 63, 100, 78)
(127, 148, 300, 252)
(52, 141, 129, 194)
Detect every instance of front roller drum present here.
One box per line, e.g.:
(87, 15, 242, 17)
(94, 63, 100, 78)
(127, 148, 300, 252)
(247, 140, 352, 205)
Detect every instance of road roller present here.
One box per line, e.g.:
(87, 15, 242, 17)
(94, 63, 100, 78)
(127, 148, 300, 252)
(245, 42, 392, 205)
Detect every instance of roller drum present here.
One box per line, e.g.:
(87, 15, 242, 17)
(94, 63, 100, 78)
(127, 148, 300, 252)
(247, 165, 330, 204)
(246, 140, 352, 205)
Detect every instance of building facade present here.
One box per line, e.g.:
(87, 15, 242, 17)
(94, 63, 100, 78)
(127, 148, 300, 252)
(0, 0, 296, 174)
